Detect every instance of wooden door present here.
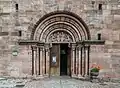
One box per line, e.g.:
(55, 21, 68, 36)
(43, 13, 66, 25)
(50, 44, 60, 76)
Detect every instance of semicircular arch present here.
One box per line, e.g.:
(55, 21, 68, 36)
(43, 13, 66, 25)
(31, 11, 91, 42)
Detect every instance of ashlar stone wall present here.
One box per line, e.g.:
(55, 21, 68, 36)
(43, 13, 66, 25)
(0, 0, 120, 78)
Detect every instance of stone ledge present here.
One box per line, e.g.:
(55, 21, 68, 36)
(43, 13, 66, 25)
(18, 39, 44, 45)
(77, 40, 105, 45)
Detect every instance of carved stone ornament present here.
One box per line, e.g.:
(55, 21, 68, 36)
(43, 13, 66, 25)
(48, 31, 73, 42)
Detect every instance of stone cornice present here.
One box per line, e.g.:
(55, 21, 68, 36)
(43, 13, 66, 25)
(77, 40, 105, 45)
(18, 39, 44, 45)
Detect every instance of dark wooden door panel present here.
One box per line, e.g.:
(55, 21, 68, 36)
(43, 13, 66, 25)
(50, 44, 60, 76)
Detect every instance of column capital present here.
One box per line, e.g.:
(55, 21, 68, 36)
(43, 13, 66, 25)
(71, 43, 76, 51)
(45, 43, 50, 48)
(78, 44, 83, 48)
(83, 45, 90, 50)
(37, 46, 44, 51)
(31, 45, 37, 51)
(45, 43, 50, 52)
(85, 45, 90, 48)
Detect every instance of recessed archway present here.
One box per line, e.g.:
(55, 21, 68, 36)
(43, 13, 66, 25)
(30, 11, 91, 77)
(31, 11, 91, 42)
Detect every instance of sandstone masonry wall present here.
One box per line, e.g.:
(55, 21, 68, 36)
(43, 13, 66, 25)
(0, 0, 120, 78)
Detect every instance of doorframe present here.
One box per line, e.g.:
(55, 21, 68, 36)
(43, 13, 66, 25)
(49, 43, 71, 77)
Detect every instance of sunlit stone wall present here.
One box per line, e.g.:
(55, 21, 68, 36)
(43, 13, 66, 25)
(0, 0, 120, 79)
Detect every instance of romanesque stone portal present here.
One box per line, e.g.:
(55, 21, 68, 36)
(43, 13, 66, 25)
(1, 0, 120, 79)
(30, 11, 91, 78)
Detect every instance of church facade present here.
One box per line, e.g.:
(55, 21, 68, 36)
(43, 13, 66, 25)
(0, 0, 120, 79)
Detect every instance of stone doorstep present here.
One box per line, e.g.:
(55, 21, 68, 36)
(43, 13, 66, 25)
(72, 75, 90, 81)
(31, 75, 89, 81)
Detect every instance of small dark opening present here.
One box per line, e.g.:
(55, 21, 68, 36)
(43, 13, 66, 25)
(98, 33, 101, 40)
(91, 1, 95, 7)
(15, 4, 18, 11)
(18, 30, 22, 36)
(98, 4, 102, 10)
(92, 1, 95, 5)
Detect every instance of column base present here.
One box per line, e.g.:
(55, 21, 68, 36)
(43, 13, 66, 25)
(71, 74, 77, 78)
(32, 75, 44, 80)
(78, 74, 84, 78)
(78, 74, 85, 79)
(43, 74, 50, 77)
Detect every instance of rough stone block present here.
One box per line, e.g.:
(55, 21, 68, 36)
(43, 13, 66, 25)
(0, 32, 8, 36)
(111, 9, 120, 15)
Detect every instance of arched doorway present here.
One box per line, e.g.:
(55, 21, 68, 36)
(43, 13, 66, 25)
(30, 11, 91, 78)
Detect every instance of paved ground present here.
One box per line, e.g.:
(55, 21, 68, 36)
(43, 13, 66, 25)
(24, 76, 120, 88)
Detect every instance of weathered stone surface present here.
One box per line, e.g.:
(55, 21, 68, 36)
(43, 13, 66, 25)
(0, 32, 8, 36)
(0, 0, 120, 79)
(111, 9, 120, 15)
(24, 77, 120, 88)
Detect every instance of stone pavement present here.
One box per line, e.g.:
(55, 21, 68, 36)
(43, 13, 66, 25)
(0, 77, 28, 88)
(24, 76, 120, 88)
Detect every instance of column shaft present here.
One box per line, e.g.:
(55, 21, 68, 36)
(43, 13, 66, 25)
(31, 46, 34, 75)
(46, 50, 49, 75)
(40, 48, 43, 75)
(76, 48, 78, 75)
(81, 47, 82, 75)
(71, 44, 76, 77)
(32, 46, 37, 75)
(78, 47, 82, 76)
(38, 48, 40, 75)
(42, 48, 45, 75)
(88, 46, 90, 75)
(36, 47, 39, 75)
(85, 46, 88, 75)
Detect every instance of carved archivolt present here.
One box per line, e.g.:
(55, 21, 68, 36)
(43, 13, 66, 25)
(48, 31, 73, 42)
(31, 11, 90, 42)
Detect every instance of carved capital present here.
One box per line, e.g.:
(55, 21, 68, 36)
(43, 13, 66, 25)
(37, 45, 44, 51)
(71, 43, 76, 51)
(84, 45, 90, 50)
(31, 45, 37, 51)
(45, 43, 50, 52)
(77, 44, 83, 50)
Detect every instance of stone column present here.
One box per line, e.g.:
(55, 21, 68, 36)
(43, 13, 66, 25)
(40, 46, 43, 76)
(31, 46, 34, 75)
(88, 45, 90, 76)
(36, 47, 39, 75)
(42, 47, 45, 75)
(38, 47, 40, 75)
(32, 46, 37, 76)
(45, 44, 50, 76)
(81, 46, 85, 76)
(78, 45, 82, 77)
(71, 43, 76, 77)
(85, 45, 88, 76)
(76, 46, 78, 76)
(83, 46, 86, 76)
